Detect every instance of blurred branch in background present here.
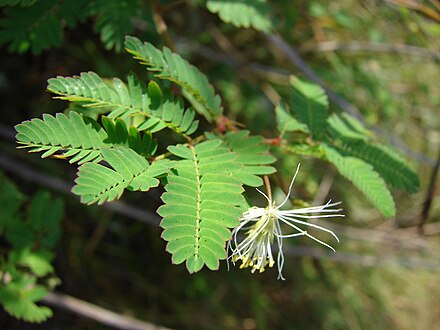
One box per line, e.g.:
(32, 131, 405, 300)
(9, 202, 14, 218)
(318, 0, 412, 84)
(385, 0, 440, 22)
(300, 41, 440, 61)
(418, 145, 440, 234)
(42, 292, 171, 330)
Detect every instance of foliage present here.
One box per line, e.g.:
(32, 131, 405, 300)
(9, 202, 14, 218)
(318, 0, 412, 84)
(125, 36, 223, 122)
(0, 0, 86, 53)
(0, 173, 63, 322)
(2, 0, 433, 327)
(13, 30, 420, 278)
(72, 147, 170, 205)
(159, 140, 244, 273)
(14, 36, 278, 276)
(275, 77, 419, 216)
(0, 0, 273, 54)
(206, 0, 273, 32)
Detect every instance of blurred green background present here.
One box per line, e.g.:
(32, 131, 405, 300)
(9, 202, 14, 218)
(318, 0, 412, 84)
(0, 0, 439, 329)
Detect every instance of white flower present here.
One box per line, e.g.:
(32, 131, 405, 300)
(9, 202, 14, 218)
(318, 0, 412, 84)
(228, 164, 344, 280)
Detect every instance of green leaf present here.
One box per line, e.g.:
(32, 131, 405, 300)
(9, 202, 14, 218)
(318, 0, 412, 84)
(89, 0, 141, 52)
(328, 113, 419, 193)
(47, 72, 144, 119)
(327, 113, 372, 141)
(219, 130, 276, 187)
(46, 72, 198, 138)
(337, 141, 420, 193)
(10, 248, 54, 277)
(15, 111, 104, 163)
(102, 116, 158, 156)
(290, 76, 329, 140)
(158, 140, 244, 273)
(15, 111, 156, 164)
(0, 0, 86, 54)
(0, 1, 38, 6)
(206, 0, 273, 32)
(125, 36, 223, 122)
(5, 221, 36, 248)
(275, 102, 310, 137)
(0, 280, 52, 323)
(0, 172, 25, 232)
(137, 92, 199, 137)
(28, 191, 64, 248)
(72, 147, 170, 205)
(323, 144, 395, 217)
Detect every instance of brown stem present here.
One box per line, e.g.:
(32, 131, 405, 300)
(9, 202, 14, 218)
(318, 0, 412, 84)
(151, 1, 175, 51)
(264, 175, 272, 202)
(418, 145, 440, 234)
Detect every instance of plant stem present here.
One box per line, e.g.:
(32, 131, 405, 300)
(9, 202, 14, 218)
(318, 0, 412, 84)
(264, 175, 272, 202)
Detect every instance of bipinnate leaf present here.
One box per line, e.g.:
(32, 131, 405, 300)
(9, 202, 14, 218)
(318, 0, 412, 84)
(290, 77, 329, 140)
(206, 0, 273, 32)
(72, 147, 169, 205)
(158, 140, 244, 273)
(323, 145, 395, 217)
(124, 36, 223, 122)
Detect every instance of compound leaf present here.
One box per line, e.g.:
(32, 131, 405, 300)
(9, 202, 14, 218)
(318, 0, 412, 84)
(323, 144, 395, 217)
(158, 140, 244, 273)
(72, 147, 169, 205)
(0, 282, 52, 323)
(138, 87, 199, 137)
(47, 72, 143, 119)
(89, 0, 141, 52)
(206, 0, 272, 32)
(337, 141, 420, 193)
(290, 77, 329, 140)
(0, 0, 86, 54)
(15, 112, 155, 164)
(219, 130, 276, 187)
(125, 36, 223, 122)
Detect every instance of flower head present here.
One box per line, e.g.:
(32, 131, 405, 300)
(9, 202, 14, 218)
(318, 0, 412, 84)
(228, 164, 344, 280)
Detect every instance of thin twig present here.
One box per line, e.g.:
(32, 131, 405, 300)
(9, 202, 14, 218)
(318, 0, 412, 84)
(301, 41, 440, 61)
(264, 175, 272, 202)
(418, 145, 440, 234)
(151, 0, 175, 51)
(42, 292, 172, 330)
(385, 0, 440, 22)
(312, 167, 336, 206)
(266, 34, 365, 121)
(282, 245, 440, 271)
